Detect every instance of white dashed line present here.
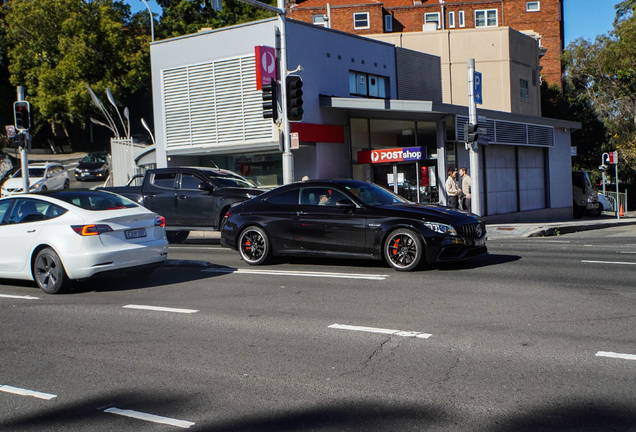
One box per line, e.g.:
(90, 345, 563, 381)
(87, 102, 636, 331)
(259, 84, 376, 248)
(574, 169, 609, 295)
(104, 408, 195, 428)
(123, 305, 199, 314)
(582, 260, 636, 265)
(0, 294, 39, 300)
(204, 268, 389, 280)
(0, 385, 56, 400)
(596, 351, 636, 361)
(329, 324, 432, 338)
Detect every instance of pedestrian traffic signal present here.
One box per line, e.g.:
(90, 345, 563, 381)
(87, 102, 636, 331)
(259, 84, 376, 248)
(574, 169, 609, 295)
(463, 122, 478, 143)
(262, 79, 278, 122)
(286, 75, 304, 121)
(14, 101, 32, 131)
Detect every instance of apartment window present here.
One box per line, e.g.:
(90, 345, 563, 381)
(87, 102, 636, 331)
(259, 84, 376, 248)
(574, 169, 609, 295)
(448, 11, 455, 28)
(475, 9, 498, 27)
(458, 10, 465, 27)
(424, 12, 440, 29)
(384, 14, 393, 32)
(349, 71, 389, 98)
(313, 15, 328, 27)
(353, 12, 370, 29)
(520, 79, 529, 100)
(526, 1, 540, 12)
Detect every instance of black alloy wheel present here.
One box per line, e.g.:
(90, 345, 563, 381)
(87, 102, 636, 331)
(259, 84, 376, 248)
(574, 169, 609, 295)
(33, 247, 69, 294)
(238, 226, 270, 265)
(166, 231, 190, 244)
(64, 179, 70, 189)
(384, 229, 423, 271)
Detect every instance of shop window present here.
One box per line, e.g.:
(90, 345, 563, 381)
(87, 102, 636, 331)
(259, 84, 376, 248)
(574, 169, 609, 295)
(475, 9, 497, 27)
(313, 15, 328, 27)
(349, 71, 389, 98)
(353, 12, 369, 29)
(520, 79, 529, 100)
(448, 12, 455, 28)
(526, 1, 540, 12)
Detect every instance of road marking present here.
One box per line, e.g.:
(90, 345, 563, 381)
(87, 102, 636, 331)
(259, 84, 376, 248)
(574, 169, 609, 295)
(123, 305, 199, 314)
(328, 324, 432, 338)
(582, 260, 636, 265)
(168, 246, 222, 250)
(0, 385, 56, 400)
(104, 408, 195, 428)
(596, 351, 636, 361)
(203, 268, 388, 281)
(0, 294, 39, 300)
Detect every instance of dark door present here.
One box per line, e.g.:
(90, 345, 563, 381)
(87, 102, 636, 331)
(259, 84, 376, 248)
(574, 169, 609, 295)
(293, 186, 367, 255)
(144, 171, 179, 225)
(176, 172, 217, 227)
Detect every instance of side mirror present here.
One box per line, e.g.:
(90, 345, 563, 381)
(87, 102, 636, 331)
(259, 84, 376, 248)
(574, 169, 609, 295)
(198, 182, 216, 192)
(335, 199, 356, 210)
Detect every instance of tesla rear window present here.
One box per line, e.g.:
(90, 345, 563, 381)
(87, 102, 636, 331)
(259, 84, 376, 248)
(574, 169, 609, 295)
(51, 191, 138, 211)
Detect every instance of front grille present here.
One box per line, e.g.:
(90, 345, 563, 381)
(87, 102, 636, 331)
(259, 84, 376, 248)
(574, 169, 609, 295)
(458, 222, 485, 239)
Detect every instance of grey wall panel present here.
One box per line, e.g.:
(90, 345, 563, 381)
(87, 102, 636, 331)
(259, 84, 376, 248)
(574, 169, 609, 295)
(395, 47, 442, 102)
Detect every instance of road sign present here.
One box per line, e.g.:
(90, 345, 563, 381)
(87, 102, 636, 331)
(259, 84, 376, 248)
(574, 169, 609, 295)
(477, 134, 490, 146)
(474, 71, 482, 105)
(5, 125, 16, 138)
(608, 151, 618, 164)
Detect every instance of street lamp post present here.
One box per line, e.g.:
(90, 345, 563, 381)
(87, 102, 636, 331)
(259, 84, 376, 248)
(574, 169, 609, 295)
(139, 0, 155, 42)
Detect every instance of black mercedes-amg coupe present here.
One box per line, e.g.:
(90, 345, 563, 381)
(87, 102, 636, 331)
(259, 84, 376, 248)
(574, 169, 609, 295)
(220, 179, 487, 271)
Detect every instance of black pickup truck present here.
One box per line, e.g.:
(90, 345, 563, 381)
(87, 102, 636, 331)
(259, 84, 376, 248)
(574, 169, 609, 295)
(100, 167, 265, 243)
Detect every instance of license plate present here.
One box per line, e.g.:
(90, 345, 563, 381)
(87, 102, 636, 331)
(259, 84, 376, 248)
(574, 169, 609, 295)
(474, 237, 486, 247)
(125, 228, 147, 239)
(81, 173, 89, 176)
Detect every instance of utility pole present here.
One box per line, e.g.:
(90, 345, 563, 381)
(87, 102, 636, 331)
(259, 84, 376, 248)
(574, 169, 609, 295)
(467, 59, 481, 215)
(16, 86, 30, 195)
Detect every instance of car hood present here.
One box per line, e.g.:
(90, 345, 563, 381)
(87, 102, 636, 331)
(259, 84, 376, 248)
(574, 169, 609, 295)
(372, 202, 483, 225)
(77, 162, 106, 170)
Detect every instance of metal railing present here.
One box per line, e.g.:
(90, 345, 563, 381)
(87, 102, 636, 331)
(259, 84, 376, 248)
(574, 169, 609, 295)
(601, 190, 627, 213)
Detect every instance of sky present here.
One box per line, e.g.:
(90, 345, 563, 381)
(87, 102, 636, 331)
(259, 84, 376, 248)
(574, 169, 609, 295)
(124, 0, 622, 45)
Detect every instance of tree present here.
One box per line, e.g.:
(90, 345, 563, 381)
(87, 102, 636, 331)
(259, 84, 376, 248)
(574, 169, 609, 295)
(562, 0, 636, 185)
(157, 0, 276, 39)
(0, 0, 151, 139)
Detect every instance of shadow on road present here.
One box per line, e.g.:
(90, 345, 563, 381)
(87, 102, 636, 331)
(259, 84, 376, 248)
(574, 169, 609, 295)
(435, 253, 521, 271)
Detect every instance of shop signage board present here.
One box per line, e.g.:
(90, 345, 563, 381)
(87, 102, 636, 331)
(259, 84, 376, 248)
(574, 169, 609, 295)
(357, 147, 425, 164)
(254, 46, 277, 91)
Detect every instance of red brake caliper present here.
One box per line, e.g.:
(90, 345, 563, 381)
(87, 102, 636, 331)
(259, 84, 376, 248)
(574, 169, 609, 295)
(245, 239, 251, 250)
(392, 238, 400, 255)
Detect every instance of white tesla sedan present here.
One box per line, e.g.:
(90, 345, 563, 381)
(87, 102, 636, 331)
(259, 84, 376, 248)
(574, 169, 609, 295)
(0, 190, 168, 294)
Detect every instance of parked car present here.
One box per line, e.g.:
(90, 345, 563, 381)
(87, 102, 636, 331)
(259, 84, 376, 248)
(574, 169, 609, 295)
(220, 179, 487, 271)
(99, 166, 265, 243)
(1, 162, 69, 197)
(74, 151, 110, 181)
(598, 192, 615, 212)
(0, 190, 168, 294)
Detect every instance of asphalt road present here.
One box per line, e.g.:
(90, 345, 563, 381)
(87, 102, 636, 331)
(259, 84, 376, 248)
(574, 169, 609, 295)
(1, 226, 636, 431)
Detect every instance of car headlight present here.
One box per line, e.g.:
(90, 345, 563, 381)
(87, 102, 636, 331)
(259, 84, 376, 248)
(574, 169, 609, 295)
(29, 183, 40, 190)
(423, 221, 458, 236)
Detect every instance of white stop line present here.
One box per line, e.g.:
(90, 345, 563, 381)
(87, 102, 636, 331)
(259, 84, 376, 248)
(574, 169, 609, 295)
(104, 408, 195, 428)
(123, 305, 198, 314)
(204, 268, 389, 281)
(329, 324, 432, 338)
(0, 385, 56, 400)
(596, 351, 636, 361)
(0, 294, 39, 300)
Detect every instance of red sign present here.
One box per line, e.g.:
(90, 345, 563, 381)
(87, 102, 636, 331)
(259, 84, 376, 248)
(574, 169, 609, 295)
(255, 46, 277, 91)
(609, 151, 618, 164)
(357, 147, 423, 164)
(239, 163, 251, 177)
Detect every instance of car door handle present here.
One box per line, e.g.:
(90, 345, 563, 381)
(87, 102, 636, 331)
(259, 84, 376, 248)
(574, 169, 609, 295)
(297, 211, 308, 216)
(177, 195, 187, 200)
(146, 194, 155, 199)
(27, 229, 36, 233)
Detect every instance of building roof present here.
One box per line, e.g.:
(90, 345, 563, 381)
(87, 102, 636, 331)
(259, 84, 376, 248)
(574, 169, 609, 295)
(291, 0, 382, 8)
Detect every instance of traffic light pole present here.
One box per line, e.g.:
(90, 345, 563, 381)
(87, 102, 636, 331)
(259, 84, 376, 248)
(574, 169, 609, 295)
(467, 59, 481, 215)
(278, 7, 294, 185)
(17, 86, 29, 195)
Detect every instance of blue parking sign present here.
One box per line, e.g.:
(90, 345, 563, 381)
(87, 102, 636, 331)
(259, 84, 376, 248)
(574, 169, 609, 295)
(474, 71, 482, 105)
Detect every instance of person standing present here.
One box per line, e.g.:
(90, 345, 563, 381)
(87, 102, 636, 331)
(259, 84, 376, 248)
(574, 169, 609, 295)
(445, 166, 461, 209)
(459, 167, 472, 211)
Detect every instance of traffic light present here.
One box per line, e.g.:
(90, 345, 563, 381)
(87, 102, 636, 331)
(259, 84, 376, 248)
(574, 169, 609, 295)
(262, 79, 278, 122)
(286, 75, 304, 121)
(14, 101, 32, 131)
(463, 122, 478, 143)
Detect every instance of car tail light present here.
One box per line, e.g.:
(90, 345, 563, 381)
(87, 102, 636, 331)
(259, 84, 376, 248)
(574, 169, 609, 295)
(155, 216, 166, 227)
(71, 224, 114, 236)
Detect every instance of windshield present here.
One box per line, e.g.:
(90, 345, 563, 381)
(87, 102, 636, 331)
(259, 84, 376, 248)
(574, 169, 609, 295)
(13, 168, 46, 178)
(81, 153, 107, 163)
(340, 180, 409, 206)
(210, 173, 256, 188)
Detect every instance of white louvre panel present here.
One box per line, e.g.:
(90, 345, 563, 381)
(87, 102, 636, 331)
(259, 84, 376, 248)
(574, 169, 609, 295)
(162, 56, 274, 149)
(455, 116, 553, 147)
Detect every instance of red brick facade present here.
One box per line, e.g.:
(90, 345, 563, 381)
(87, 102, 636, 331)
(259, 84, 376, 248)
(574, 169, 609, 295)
(287, 0, 564, 86)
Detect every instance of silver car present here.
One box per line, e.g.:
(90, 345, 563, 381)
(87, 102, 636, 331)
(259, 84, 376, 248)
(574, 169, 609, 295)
(1, 162, 70, 197)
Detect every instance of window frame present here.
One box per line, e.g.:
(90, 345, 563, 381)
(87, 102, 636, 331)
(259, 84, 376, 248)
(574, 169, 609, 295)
(313, 14, 328, 27)
(520, 79, 530, 100)
(526, 1, 540, 12)
(384, 14, 393, 32)
(448, 11, 455, 28)
(475, 9, 498, 28)
(349, 71, 390, 99)
(353, 12, 370, 30)
(424, 12, 440, 30)
(458, 10, 465, 28)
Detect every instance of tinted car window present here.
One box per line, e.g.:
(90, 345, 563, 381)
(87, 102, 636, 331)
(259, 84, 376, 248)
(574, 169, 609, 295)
(152, 172, 177, 189)
(0, 200, 12, 224)
(7, 198, 50, 224)
(14, 168, 46, 178)
(341, 181, 407, 206)
(209, 173, 256, 188)
(266, 189, 299, 205)
(300, 187, 349, 207)
(180, 174, 204, 190)
(51, 191, 138, 211)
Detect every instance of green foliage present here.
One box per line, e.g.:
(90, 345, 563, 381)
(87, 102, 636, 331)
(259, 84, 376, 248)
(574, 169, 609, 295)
(563, 0, 636, 186)
(0, 0, 151, 136)
(157, 0, 276, 39)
